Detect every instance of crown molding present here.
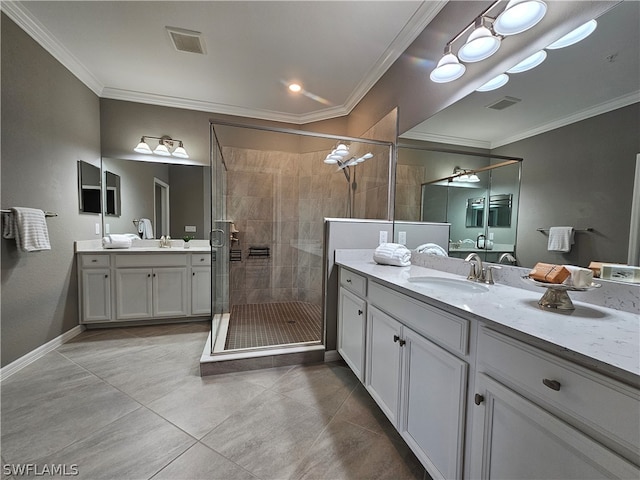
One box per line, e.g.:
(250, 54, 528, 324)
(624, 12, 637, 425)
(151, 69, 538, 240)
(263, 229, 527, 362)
(490, 91, 640, 148)
(399, 131, 492, 149)
(1, 1, 104, 96)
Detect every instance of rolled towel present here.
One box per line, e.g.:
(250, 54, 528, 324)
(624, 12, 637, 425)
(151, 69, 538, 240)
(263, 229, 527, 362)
(373, 243, 412, 267)
(102, 234, 132, 249)
(415, 243, 448, 257)
(563, 265, 594, 288)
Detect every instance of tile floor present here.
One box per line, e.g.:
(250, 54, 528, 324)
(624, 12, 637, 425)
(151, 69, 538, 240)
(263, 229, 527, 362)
(1, 322, 426, 480)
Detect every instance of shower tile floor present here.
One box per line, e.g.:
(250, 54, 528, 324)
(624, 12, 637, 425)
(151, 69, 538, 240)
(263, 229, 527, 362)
(225, 302, 322, 350)
(1, 322, 426, 480)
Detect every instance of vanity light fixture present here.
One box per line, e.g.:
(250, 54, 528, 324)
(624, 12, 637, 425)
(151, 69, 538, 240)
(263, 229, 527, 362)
(493, 0, 547, 36)
(323, 143, 373, 168)
(458, 18, 501, 63)
(430, 45, 466, 83)
(452, 166, 480, 183)
(507, 50, 547, 73)
(546, 19, 597, 49)
(476, 73, 510, 92)
(134, 135, 189, 159)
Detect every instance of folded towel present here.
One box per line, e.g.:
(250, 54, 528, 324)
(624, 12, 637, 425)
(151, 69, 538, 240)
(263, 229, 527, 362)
(137, 218, 154, 239)
(415, 243, 448, 257)
(102, 234, 133, 249)
(2, 207, 51, 252)
(563, 265, 594, 288)
(547, 226, 574, 252)
(373, 243, 412, 267)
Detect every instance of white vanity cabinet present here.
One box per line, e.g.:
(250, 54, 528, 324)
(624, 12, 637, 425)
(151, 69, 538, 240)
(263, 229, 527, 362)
(79, 254, 112, 323)
(471, 327, 640, 479)
(337, 268, 367, 381)
(78, 250, 211, 324)
(365, 281, 469, 480)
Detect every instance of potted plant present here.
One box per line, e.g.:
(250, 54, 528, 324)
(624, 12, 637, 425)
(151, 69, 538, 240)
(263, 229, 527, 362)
(182, 235, 194, 248)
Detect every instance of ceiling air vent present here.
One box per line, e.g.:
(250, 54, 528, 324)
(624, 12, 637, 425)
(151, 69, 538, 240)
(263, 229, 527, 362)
(486, 96, 521, 111)
(166, 27, 206, 55)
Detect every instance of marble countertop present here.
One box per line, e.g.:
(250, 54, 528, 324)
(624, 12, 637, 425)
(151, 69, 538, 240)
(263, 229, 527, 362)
(337, 259, 640, 385)
(76, 239, 211, 253)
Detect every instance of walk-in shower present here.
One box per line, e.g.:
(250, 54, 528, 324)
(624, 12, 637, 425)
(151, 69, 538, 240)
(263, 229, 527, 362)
(204, 121, 393, 364)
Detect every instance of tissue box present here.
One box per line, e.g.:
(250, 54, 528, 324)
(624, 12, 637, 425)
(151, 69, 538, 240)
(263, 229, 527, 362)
(600, 264, 640, 283)
(529, 262, 571, 284)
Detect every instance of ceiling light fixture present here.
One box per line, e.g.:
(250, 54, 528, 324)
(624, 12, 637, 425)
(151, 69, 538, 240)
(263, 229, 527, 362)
(458, 18, 501, 63)
(134, 135, 189, 159)
(476, 73, 510, 92)
(288, 83, 302, 93)
(430, 45, 466, 83)
(546, 19, 597, 49)
(506, 50, 547, 73)
(493, 0, 547, 36)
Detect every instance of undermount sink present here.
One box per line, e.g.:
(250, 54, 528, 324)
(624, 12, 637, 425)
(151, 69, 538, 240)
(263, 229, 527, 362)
(407, 276, 490, 294)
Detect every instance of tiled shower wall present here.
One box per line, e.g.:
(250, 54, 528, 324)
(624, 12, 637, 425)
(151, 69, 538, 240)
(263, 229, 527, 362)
(224, 147, 376, 307)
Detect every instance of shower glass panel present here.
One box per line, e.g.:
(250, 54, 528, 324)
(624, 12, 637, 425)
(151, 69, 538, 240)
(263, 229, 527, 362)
(208, 120, 392, 356)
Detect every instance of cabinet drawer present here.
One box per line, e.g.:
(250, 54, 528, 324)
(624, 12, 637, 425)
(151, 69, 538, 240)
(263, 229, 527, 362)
(81, 254, 110, 268)
(478, 327, 640, 460)
(368, 281, 469, 356)
(340, 268, 366, 296)
(115, 254, 188, 268)
(191, 254, 211, 266)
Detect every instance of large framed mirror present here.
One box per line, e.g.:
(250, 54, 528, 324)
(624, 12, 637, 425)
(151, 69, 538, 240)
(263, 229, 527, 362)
(398, 1, 639, 271)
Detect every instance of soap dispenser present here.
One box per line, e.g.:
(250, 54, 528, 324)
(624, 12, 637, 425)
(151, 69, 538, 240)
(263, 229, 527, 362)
(476, 233, 486, 249)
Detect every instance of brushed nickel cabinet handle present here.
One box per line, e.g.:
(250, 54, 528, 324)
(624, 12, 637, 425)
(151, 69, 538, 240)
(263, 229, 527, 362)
(542, 378, 561, 391)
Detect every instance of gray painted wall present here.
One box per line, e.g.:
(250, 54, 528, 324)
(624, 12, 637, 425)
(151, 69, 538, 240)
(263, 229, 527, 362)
(1, 14, 102, 366)
(494, 103, 640, 269)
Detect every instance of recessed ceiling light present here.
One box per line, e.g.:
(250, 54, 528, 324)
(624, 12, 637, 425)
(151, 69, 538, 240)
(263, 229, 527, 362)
(288, 83, 302, 93)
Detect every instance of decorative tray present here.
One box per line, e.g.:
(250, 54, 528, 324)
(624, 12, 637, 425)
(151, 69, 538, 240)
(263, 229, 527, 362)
(521, 276, 600, 310)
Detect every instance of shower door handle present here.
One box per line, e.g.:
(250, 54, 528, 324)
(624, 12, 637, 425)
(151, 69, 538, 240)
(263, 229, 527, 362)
(210, 229, 226, 248)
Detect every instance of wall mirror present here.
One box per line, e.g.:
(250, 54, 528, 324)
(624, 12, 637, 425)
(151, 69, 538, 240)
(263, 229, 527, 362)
(398, 1, 639, 270)
(104, 171, 121, 217)
(100, 157, 210, 239)
(78, 160, 101, 214)
(465, 197, 484, 228)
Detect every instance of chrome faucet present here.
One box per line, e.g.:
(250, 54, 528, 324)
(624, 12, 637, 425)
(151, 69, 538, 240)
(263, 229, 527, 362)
(464, 253, 483, 281)
(464, 253, 500, 284)
(498, 252, 517, 264)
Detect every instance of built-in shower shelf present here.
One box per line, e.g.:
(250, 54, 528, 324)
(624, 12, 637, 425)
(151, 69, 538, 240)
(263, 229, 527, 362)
(248, 246, 270, 258)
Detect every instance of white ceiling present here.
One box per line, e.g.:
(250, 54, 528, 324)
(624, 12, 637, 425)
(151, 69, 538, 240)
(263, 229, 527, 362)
(402, 1, 640, 149)
(3, 0, 445, 124)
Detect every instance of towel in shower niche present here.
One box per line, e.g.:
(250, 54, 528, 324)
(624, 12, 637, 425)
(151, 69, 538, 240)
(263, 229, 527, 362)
(547, 226, 574, 252)
(2, 207, 51, 252)
(373, 243, 412, 267)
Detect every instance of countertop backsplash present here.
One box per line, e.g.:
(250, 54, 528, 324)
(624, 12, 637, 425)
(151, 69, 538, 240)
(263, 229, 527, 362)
(335, 249, 640, 315)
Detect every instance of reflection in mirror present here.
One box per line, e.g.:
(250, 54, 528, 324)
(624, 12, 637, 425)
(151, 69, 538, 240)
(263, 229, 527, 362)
(101, 157, 210, 239)
(465, 197, 484, 228)
(400, 2, 639, 273)
(488, 194, 512, 227)
(78, 160, 101, 214)
(104, 171, 121, 217)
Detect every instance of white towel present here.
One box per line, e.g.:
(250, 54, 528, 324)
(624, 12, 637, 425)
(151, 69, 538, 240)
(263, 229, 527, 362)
(547, 226, 574, 252)
(102, 234, 134, 249)
(373, 243, 412, 267)
(137, 218, 154, 239)
(563, 265, 594, 288)
(2, 207, 51, 252)
(415, 243, 448, 257)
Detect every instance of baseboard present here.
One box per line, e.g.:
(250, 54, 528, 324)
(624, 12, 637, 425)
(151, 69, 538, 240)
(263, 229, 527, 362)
(324, 349, 341, 362)
(0, 325, 85, 381)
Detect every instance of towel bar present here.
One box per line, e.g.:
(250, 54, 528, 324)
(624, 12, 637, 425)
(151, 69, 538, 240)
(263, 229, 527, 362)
(1, 209, 58, 217)
(537, 227, 593, 233)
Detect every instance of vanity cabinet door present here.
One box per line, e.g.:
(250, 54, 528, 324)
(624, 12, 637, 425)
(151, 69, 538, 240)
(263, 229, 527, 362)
(152, 267, 188, 318)
(337, 287, 366, 381)
(81, 268, 112, 322)
(115, 268, 153, 320)
(401, 327, 467, 480)
(470, 374, 640, 480)
(191, 266, 211, 316)
(365, 305, 403, 426)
